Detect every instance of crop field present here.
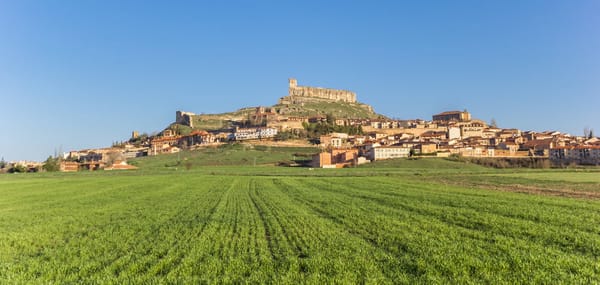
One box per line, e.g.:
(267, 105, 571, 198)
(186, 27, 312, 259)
(490, 171, 600, 183)
(1, 159, 600, 283)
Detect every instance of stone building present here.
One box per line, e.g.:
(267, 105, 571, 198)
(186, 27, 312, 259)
(550, 146, 600, 165)
(433, 110, 471, 122)
(279, 78, 357, 104)
(176, 111, 195, 128)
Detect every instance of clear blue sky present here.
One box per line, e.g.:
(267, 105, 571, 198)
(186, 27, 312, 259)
(1, 1, 598, 161)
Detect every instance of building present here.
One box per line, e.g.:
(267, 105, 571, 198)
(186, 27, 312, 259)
(550, 146, 600, 165)
(230, 127, 278, 141)
(432, 110, 471, 122)
(281, 78, 357, 104)
(522, 138, 555, 156)
(460, 122, 485, 139)
(417, 143, 437, 154)
(59, 161, 79, 172)
(175, 111, 195, 127)
(448, 126, 461, 140)
(312, 148, 360, 168)
(367, 146, 411, 161)
(319, 135, 343, 148)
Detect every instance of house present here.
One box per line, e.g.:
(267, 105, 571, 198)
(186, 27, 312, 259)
(312, 148, 360, 168)
(455, 146, 486, 157)
(312, 152, 334, 168)
(417, 143, 437, 154)
(60, 161, 79, 172)
(448, 126, 461, 140)
(367, 146, 410, 161)
(420, 131, 446, 141)
(498, 129, 521, 139)
(230, 127, 278, 141)
(550, 145, 600, 165)
(319, 135, 343, 148)
(432, 110, 471, 122)
(498, 142, 519, 154)
(482, 128, 501, 138)
(105, 160, 138, 170)
(181, 130, 217, 147)
(522, 138, 555, 156)
(460, 122, 485, 138)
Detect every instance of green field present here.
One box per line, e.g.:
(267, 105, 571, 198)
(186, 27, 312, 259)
(1, 155, 600, 283)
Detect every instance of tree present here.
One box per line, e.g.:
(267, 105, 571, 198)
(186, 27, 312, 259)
(584, 127, 594, 139)
(42, 156, 60, 172)
(490, 118, 498, 128)
(0, 157, 5, 169)
(584, 127, 591, 138)
(274, 131, 293, 141)
(326, 114, 335, 125)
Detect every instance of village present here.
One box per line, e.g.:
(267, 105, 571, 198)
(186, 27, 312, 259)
(2, 79, 599, 172)
(139, 108, 600, 168)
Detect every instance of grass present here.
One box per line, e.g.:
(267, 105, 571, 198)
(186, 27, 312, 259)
(274, 101, 379, 119)
(129, 144, 319, 170)
(491, 172, 600, 183)
(1, 154, 600, 283)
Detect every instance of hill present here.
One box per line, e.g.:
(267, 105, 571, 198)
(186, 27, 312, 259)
(171, 78, 385, 132)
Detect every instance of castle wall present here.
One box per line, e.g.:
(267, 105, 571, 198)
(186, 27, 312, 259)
(287, 78, 356, 103)
(176, 111, 195, 128)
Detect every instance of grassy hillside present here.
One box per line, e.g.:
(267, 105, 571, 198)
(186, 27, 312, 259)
(1, 164, 599, 283)
(129, 144, 319, 170)
(273, 101, 380, 119)
(178, 100, 382, 131)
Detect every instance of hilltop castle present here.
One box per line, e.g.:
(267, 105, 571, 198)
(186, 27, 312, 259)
(279, 78, 357, 105)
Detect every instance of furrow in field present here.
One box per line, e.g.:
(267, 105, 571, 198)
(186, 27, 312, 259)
(173, 177, 274, 283)
(279, 177, 599, 283)
(256, 178, 396, 283)
(91, 176, 225, 282)
(359, 175, 600, 233)
(299, 177, 600, 259)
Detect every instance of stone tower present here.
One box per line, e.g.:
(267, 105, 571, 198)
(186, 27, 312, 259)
(289, 78, 298, 88)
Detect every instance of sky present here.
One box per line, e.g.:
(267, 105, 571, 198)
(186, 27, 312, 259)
(1, 0, 599, 162)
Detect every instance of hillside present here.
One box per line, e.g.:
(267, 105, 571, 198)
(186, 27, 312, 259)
(129, 144, 320, 170)
(170, 78, 385, 131)
(179, 100, 382, 131)
(272, 101, 380, 119)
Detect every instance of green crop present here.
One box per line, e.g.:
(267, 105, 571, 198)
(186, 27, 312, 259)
(1, 162, 599, 283)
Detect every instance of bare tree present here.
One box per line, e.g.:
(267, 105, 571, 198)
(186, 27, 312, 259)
(584, 127, 591, 138)
(490, 118, 498, 128)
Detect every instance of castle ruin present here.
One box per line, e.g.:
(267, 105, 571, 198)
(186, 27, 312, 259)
(176, 111, 195, 128)
(279, 78, 357, 104)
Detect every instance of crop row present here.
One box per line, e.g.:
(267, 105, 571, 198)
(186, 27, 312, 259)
(1, 173, 599, 283)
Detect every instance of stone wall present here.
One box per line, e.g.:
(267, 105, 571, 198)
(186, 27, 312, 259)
(176, 111, 195, 127)
(284, 78, 357, 103)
